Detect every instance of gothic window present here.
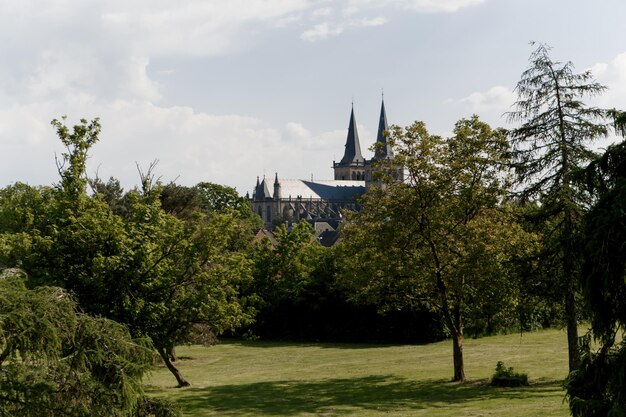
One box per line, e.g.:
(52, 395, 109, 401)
(266, 205, 272, 222)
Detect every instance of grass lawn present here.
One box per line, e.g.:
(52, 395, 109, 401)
(145, 327, 581, 416)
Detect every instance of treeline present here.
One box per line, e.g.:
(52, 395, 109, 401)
(2, 44, 626, 416)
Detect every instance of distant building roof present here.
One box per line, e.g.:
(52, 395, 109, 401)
(317, 230, 340, 247)
(254, 176, 273, 200)
(253, 229, 277, 246)
(278, 179, 365, 201)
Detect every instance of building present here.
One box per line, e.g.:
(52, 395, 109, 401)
(251, 99, 400, 229)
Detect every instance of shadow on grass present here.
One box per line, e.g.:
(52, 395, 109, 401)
(172, 375, 564, 416)
(222, 339, 401, 350)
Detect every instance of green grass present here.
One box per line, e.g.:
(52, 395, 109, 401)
(145, 327, 581, 416)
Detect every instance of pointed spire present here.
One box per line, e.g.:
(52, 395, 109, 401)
(374, 98, 393, 159)
(339, 105, 364, 165)
(273, 173, 281, 200)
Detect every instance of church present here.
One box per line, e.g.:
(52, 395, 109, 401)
(250, 99, 399, 230)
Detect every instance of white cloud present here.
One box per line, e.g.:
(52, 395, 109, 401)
(359, 17, 388, 27)
(442, 85, 515, 129)
(458, 85, 515, 113)
(590, 52, 626, 111)
(301, 22, 345, 42)
(301, 15, 387, 42)
(0, 0, 490, 195)
(301, 0, 481, 41)
(344, 0, 485, 14)
(0, 95, 358, 195)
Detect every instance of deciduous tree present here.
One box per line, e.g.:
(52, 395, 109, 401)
(340, 117, 529, 381)
(0, 117, 254, 387)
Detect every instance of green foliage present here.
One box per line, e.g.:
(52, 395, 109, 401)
(90, 176, 130, 218)
(565, 140, 626, 416)
(0, 271, 165, 417)
(52, 117, 101, 203)
(132, 397, 181, 417)
(0, 117, 255, 387)
(249, 221, 328, 321)
(246, 222, 443, 342)
(566, 339, 626, 417)
(339, 116, 531, 381)
(196, 182, 256, 220)
(490, 361, 529, 387)
(251, 221, 324, 303)
(507, 43, 611, 372)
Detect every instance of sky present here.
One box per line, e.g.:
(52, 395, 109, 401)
(2, 0, 626, 196)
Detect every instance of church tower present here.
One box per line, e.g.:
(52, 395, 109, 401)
(365, 98, 402, 187)
(333, 105, 365, 181)
(372, 98, 393, 160)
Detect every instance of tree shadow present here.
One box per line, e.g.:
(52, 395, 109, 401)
(172, 375, 564, 416)
(228, 340, 399, 350)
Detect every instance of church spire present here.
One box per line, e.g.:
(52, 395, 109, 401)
(339, 104, 364, 165)
(374, 97, 393, 159)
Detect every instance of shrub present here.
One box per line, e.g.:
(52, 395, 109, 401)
(490, 361, 529, 387)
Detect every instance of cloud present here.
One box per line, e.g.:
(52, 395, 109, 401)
(0, 95, 358, 195)
(458, 85, 515, 113)
(301, 0, 480, 41)
(590, 52, 626, 111)
(0, 0, 490, 196)
(301, 16, 387, 42)
(301, 22, 345, 42)
(344, 0, 485, 14)
(443, 85, 515, 129)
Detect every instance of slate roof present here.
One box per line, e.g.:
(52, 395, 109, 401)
(254, 176, 273, 200)
(278, 179, 365, 200)
(373, 99, 393, 160)
(317, 230, 340, 247)
(338, 106, 365, 166)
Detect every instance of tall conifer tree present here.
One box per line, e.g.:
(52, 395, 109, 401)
(507, 43, 609, 372)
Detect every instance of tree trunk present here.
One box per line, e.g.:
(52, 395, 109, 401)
(565, 283, 580, 372)
(563, 210, 580, 373)
(452, 330, 465, 382)
(168, 346, 177, 362)
(158, 347, 190, 387)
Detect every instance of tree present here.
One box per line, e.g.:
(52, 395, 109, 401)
(340, 117, 528, 381)
(0, 269, 180, 417)
(565, 114, 626, 416)
(507, 43, 610, 372)
(0, 117, 254, 387)
(251, 221, 324, 307)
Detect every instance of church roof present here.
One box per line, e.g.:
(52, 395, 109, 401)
(277, 179, 365, 201)
(338, 106, 365, 166)
(373, 99, 393, 160)
(253, 176, 273, 200)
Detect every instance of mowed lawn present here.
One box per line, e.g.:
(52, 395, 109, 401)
(145, 327, 579, 416)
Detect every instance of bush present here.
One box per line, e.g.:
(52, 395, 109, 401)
(490, 361, 529, 387)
